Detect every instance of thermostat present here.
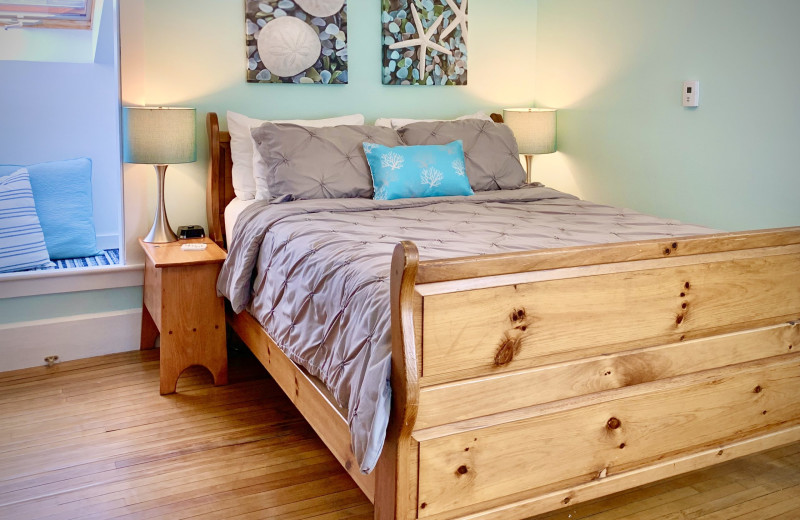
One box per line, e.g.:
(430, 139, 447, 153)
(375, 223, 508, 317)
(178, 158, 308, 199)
(683, 81, 699, 107)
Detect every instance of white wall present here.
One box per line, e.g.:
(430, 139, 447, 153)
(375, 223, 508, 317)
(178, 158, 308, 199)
(534, 0, 800, 231)
(0, 1, 138, 374)
(0, 0, 107, 63)
(0, 0, 122, 248)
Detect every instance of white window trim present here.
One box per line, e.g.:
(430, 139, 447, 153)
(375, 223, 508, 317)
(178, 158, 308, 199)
(0, 263, 143, 298)
(0, 0, 94, 30)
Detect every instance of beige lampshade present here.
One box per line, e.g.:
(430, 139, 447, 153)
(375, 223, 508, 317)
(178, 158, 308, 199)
(503, 108, 557, 155)
(122, 107, 197, 164)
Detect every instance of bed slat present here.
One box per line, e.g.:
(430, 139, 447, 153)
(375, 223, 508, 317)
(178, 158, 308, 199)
(415, 322, 799, 430)
(415, 227, 800, 284)
(415, 354, 800, 517)
(420, 245, 800, 382)
(227, 308, 376, 500)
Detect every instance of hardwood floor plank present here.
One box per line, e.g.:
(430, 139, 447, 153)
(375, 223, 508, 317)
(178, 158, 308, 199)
(214, 488, 368, 520)
(694, 484, 800, 519)
(39, 459, 345, 520)
(2, 349, 798, 520)
(0, 438, 326, 508)
(761, 494, 800, 520)
(102, 473, 355, 520)
(611, 481, 747, 520)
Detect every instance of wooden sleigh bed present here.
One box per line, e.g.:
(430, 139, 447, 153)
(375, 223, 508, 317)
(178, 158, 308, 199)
(206, 112, 800, 519)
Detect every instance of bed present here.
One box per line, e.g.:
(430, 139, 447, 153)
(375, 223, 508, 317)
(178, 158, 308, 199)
(206, 111, 800, 520)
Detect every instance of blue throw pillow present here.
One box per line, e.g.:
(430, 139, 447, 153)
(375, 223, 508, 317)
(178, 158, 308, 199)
(0, 158, 100, 259)
(0, 169, 55, 273)
(363, 140, 474, 200)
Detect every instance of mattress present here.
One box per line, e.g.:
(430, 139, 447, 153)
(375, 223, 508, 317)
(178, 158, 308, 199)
(224, 197, 257, 244)
(218, 187, 715, 473)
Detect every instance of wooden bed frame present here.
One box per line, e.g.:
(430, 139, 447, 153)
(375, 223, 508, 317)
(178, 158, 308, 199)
(206, 112, 800, 519)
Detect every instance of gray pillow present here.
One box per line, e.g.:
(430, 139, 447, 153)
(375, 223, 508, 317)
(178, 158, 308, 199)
(398, 119, 526, 191)
(251, 123, 404, 201)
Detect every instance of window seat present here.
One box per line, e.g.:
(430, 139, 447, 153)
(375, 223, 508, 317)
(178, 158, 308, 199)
(35, 248, 120, 270)
(0, 248, 143, 299)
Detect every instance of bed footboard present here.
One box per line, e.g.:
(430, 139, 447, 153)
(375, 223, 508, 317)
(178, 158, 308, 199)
(377, 228, 800, 520)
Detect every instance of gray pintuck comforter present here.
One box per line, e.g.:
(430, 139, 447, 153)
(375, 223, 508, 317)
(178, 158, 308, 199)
(217, 187, 714, 473)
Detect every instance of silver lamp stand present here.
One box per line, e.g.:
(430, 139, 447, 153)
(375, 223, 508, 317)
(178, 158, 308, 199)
(143, 164, 178, 243)
(524, 154, 534, 184)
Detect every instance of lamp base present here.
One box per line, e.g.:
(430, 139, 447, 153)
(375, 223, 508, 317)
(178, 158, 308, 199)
(524, 154, 534, 184)
(142, 164, 178, 243)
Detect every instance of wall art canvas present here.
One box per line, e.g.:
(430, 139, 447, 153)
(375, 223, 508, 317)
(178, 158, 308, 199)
(382, 0, 468, 86)
(246, 0, 348, 84)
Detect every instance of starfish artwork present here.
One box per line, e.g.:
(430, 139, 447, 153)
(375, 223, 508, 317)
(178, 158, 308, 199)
(382, 0, 469, 86)
(388, 3, 452, 83)
(439, 0, 468, 47)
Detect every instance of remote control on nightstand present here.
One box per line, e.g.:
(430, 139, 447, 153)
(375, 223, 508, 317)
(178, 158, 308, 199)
(181, 243, 207, 251)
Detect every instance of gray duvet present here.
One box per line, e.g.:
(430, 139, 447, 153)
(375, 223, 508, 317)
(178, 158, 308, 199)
(217, 187, 713, 473)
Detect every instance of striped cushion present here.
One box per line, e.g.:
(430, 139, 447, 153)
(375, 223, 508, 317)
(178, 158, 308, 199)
(31, 248, 120, 271)
(0, 168, 54, 273)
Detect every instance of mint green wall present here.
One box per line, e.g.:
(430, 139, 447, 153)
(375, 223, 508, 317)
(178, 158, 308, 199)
(1, 1, 538, 337)
(0, 287, 142, 325)
(8, 1, 799, 364)
(534, 0, 800, 231)
(131, 0, 539, 233)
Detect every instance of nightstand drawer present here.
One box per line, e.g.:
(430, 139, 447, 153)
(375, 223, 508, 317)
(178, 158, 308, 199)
(143, 256, 162, 329)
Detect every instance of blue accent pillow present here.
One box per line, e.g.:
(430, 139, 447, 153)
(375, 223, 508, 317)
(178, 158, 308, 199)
(0, 158, 100, 259)
(0, 169, 55, 273)
(362, 140, 474, 200)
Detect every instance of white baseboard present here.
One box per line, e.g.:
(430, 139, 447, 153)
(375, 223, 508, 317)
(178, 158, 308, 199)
(0, 309, 142, 372)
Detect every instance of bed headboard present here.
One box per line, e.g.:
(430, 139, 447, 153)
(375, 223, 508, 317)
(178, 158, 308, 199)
(205, 111, 505, 249)
(206, 112, 235, 248)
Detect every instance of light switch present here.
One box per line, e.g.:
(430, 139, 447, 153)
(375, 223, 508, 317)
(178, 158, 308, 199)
(683, 81, 699, 107)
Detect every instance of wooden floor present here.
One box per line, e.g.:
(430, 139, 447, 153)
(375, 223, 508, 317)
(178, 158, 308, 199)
(1, 348, 798, 520)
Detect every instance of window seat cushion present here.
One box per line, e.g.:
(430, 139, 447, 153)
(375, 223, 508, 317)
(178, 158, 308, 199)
(31, 248, 120, 271)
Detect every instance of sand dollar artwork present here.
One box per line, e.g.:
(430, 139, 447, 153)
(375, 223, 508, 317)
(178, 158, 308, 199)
(246, 0, 348, 84)
(257, 16, 322, 78)
(295, 0, 344, 17)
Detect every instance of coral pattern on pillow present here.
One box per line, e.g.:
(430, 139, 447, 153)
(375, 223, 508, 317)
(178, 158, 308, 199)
(363, 140, 474, 200)
(0, 168, 54, 273)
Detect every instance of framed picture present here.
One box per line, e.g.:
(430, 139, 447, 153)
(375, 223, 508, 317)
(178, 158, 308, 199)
(246, 0, 348, 84)
(382, 0, 468, 86)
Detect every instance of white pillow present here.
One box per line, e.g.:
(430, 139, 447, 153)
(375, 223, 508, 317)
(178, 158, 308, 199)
(373, 111, 494, 129)
(226, 111, 366, 200)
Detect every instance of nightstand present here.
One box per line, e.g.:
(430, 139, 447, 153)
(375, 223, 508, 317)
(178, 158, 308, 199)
(139, 237, 228, 394)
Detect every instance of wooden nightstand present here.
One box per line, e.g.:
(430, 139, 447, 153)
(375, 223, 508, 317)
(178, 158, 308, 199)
(139, 237, 228, 394)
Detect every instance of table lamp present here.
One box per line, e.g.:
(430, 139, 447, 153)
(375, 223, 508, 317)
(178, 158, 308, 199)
(503, 108, 557, 183)
(123, 107, 196, 243)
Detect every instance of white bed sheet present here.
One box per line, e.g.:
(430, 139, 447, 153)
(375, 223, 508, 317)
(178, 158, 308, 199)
(224, 197, 257, 244)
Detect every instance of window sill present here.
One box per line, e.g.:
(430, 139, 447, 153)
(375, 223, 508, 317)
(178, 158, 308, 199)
(0, 263, 143, 299)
